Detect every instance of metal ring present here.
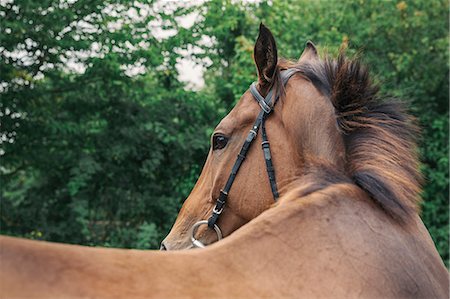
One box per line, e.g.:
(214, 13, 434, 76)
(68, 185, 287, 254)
(190, 220, 222, 248)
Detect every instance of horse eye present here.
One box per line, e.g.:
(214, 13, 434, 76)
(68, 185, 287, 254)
(212, 134, 228, 150)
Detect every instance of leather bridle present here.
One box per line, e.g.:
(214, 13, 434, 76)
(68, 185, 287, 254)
(191, 69, 297, 248)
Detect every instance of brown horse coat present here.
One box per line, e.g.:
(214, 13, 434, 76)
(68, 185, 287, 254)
(1, 24, 448, 299)
(1, 172, 448, 298)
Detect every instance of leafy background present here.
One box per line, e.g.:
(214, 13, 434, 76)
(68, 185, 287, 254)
(1, 0, 448, 265)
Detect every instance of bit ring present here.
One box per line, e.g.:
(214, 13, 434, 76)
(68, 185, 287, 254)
(190, 220, 222, 248)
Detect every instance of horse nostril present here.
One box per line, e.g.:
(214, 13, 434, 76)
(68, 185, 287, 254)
(160, 242, 167, 251)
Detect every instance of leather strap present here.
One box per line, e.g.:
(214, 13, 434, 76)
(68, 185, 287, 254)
(261, 114, 279, 200)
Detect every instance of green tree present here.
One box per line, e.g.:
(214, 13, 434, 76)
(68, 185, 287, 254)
(1, 0, 216, 248)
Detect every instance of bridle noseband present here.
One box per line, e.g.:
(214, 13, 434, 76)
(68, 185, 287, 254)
(191, 69, 297, 248)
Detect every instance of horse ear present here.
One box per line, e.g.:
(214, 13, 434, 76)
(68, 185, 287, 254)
(299, 40, 318, 63)
(254, 23, 278, 85)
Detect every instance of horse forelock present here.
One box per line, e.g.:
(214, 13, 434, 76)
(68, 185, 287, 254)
(277, 51, 422, 223)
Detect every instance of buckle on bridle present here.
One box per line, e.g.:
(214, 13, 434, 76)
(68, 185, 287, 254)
(212, 205, 224, 215)
(212, 190, 227, 215)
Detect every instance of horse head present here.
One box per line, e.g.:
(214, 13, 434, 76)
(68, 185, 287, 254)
(161, 24, 346, 250)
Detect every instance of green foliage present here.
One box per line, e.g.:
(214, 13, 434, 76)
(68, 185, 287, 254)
(1, 0, 447, 266)
(1, 0, 217, 248)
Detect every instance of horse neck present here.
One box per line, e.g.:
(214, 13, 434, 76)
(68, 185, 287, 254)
(201, 178, 337, 283)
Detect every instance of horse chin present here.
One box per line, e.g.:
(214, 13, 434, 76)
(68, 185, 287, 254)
(159, 234, 197, 250)
(160, 239, 190, 251)
(160, 233, 218, 251)
(160, 243, 194, 251)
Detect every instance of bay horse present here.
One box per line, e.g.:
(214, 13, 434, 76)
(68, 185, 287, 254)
(1, 24, 448, 298)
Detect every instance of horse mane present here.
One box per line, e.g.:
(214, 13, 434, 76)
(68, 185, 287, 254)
(277, 51, 422, 222)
